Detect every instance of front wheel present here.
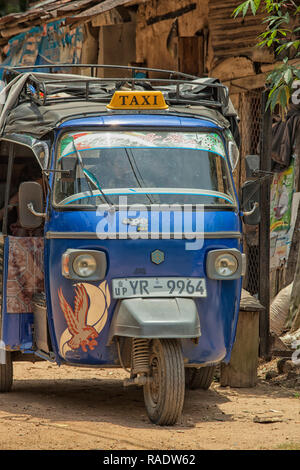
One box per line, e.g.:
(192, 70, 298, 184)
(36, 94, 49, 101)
(143, 339, 185, 426)
(185, 365, 216, 390)
(0, 351, 13, 393)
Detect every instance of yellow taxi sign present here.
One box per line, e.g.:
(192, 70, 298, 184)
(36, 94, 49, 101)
(107, 90, 168, 110)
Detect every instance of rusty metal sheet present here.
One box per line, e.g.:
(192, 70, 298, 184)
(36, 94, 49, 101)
(0, 12, 24, 26)
(65, 0, 137, 23)
(57, 0, 99, 13)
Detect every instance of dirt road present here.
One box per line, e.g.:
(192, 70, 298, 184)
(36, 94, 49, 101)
(0, 359, 299, 450)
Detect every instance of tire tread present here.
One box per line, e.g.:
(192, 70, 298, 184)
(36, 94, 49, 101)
(144, 339, 185, 426)
(186, 365, 216, 390)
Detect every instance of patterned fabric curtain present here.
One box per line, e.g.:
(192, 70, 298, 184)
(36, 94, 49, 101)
(6, 237, 44, 314)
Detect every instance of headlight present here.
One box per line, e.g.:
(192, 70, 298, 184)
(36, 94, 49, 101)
(206, 249, 243, 280)
(215, 254, 238, 277)
(62, 249, 107, 280)
(73, 254, 97, 278)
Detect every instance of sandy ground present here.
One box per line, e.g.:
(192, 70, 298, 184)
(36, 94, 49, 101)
(0, 358, 299, 451)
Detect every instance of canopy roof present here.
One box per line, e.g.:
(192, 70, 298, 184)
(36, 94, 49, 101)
(0, 68, 239, 143)
(3, 101, 233, 138)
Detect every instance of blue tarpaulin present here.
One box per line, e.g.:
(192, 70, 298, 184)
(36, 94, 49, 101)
(1, 19, 83, 76)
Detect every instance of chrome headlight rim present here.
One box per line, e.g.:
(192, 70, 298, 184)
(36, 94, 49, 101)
(206, 249, 244, 280)
(61, 249, 107, 280)
(72, 253, 97, 278)
(215, 253, 238, 277)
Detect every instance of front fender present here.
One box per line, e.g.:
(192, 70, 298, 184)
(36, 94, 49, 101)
(107, 297, 201, 344)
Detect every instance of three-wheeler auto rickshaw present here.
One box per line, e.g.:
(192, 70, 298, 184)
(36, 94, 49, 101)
(0, 65, 259, 425)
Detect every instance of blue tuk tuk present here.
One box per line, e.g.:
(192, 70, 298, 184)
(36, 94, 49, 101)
(0, 65, 258, 425)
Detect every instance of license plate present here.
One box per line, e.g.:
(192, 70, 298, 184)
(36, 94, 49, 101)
(112, 277, 207, 299)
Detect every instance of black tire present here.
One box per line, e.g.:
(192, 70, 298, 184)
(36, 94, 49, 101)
(185, 365, 216, 390)
(0, 351, 13, 393)
(143, 339, 185, 426)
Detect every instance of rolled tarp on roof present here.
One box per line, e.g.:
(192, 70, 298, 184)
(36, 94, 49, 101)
(0, 72, 107, 136)
(0, 71, 237, 138)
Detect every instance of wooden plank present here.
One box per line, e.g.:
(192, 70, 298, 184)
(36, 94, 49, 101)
(211, 20, 265, 32)
(0, 13, 24, 26)
(0, 10, 45, 28)
(211, 57, 255, 81)
(146, 3, 196, 26)
(251, 46, 275, 63)
(224, 73, 267, 92)
(220, 310, 260, 387)
(240, 289, 265, 312)
(65, 0, 134, 23)
(258, 90, 272, 359)
(57, 0, 98, 12)
(213, 48, 261, 60)
(178, 36, 204, 76)
(0, 25, 33, 38)
(124, 0, 148, 4)
(208, 0, 267, 60)
(91, 9, 126, 27)
(233, 73, 267, 89)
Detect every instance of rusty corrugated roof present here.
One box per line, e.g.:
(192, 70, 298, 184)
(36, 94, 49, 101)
(0, 0, 138, 44)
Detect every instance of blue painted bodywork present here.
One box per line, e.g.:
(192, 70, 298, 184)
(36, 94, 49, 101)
(1, 113, 243, 367)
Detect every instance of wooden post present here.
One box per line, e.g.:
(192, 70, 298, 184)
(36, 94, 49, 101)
(220, 289, 265, 388)
(258, 89, 272, 359)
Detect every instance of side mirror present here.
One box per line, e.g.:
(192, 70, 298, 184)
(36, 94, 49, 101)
(240, 179, 260, 225)
(245, 155, 260, 178)
(19, 182, 45, 229)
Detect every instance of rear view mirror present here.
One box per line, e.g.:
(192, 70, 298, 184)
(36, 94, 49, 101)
(19, 181, 45, 229)
(245, 155, 260, 178)
(240, 179, 260, 225)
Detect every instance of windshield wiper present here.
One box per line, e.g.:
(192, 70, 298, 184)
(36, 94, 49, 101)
(124, 148, 158, 205)
(72, 139, 114, 209)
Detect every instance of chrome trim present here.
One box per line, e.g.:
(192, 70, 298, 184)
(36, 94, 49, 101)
(61, 248, 107, 280)
(58, 187, 236, 206)
(27, 202, 46, 218)
(206, 248, 243, 280)
(1, 134, 50, 170)
(46, 231, 242, 240)
(241, 253, 247, 276)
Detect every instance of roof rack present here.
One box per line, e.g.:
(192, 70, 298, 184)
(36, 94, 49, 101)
(2, 64, 230, 115)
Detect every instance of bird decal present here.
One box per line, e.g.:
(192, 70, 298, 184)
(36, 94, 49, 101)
(58, 283, 99, 353)
(58, 280, 111, 358)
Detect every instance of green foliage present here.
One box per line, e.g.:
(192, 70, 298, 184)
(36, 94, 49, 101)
(0, 0, 27, 15)
(266, 58, 300, 114)
(233, 0, 300, 114)
(276, 442, 300, 450)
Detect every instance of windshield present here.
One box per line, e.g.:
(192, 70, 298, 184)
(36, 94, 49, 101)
(54, 130, 236, 207)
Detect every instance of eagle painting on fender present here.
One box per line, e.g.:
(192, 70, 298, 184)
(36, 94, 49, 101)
(58, 280, 111, 358)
